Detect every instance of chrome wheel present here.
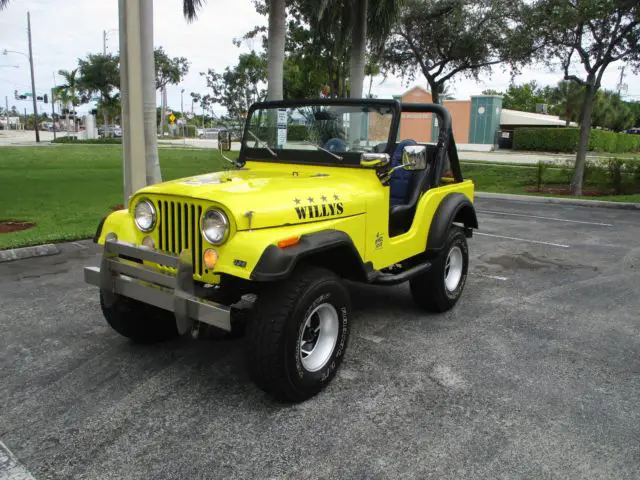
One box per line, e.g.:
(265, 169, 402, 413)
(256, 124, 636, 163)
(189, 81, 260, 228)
(444, 246, 463, 292)
(299, 303, 339, 372)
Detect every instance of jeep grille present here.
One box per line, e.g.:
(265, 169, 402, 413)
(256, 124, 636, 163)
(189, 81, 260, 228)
(156, 200, 203, 277)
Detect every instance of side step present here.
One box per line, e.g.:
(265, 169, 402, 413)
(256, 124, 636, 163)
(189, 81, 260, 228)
(371, 261, 432, 286)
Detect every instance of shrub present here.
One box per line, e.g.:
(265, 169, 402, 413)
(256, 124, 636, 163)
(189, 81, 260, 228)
(513, 128, 640, 153)
(588, 130, 618, 152)
(513, 128, 579, 152)
(615, 133, 640, 153)
(52, 137, 122, 144)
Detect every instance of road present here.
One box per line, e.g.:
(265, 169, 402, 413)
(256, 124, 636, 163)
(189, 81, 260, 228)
(1, 198, 639, 479)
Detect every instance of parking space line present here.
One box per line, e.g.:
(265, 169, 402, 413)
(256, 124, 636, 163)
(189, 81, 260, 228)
(472, 273, 509, 281)
(478, 209, 613, 227)
(475, 232, 570, 248)
(0, 440, 37, 480)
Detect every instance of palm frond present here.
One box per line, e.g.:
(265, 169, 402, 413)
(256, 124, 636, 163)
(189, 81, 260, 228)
(183, 0, 205, 22)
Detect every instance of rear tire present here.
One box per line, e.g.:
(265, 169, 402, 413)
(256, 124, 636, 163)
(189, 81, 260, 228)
(100, 292, 179, 344)
(245, 266, 351, 402)
(410, 226, 469, 312)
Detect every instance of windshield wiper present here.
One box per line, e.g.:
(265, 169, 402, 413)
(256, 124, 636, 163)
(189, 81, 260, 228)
(247, 130, 277, 158)
(304, 141, 343, 161)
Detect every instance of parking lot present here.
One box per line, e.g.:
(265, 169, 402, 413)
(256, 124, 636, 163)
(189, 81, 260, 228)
(1, 197, 639, 480)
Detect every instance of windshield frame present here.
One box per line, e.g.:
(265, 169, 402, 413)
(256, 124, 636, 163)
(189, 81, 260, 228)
(238, 99, 401, 168)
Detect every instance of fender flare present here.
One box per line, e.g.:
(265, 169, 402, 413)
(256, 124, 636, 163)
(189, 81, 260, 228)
(426, 193, 478, 252)
(251, 230, 371, 282)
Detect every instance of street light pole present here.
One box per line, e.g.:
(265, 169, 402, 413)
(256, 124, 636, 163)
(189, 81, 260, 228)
(27, 11, 40, 142)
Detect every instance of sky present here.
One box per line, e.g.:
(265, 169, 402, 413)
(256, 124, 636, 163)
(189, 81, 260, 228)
(0, 0, 638, 117)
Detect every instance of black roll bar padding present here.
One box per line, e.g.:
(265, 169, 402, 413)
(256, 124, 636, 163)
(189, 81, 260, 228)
(399, 102, 462, 183)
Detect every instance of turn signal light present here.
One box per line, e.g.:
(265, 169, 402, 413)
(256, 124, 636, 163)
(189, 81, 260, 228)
(277, 236, 301, 249)
(203, 249, 219, 269)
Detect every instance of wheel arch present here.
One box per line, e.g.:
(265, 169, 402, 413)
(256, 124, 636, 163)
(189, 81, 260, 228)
(426, 193, 478, 253)
(251, 230, 371, 282)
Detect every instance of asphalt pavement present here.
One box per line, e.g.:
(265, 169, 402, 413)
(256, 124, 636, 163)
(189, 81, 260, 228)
(1, 198, 639, 479)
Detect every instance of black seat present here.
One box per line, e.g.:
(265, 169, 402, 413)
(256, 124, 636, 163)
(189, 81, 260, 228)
(389, 144, 438, 236)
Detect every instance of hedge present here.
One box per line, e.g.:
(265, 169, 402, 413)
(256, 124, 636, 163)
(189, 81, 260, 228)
(513, 127, 640, 153)
(52, 136, 121, 144)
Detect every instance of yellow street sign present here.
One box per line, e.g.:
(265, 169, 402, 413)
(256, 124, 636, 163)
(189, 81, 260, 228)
(169, 113, 176, 124)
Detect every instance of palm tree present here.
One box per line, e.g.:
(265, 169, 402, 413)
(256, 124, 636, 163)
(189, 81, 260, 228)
(56, 69, 81, 133)
(0, 0, 9, 9)
(183, 0, 286, 102)
(318, 0, 402, 98)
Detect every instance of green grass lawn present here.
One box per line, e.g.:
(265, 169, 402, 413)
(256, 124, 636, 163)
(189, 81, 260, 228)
(0, 146, 233, 249)
(0, 146, 638, 250)
(462, 162, 640, 202)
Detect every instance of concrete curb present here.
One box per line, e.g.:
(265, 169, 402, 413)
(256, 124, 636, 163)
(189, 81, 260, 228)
(476, 191, 640, 210)
(0, 243, 60, 263)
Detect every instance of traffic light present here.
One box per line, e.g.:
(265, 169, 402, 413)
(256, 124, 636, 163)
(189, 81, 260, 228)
(43, 94, 48, 104)
(14, 90, 18, 100)
(36, 96, 43, 101)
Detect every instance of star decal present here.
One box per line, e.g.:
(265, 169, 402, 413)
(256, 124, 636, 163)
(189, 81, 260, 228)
(333, 193, 340, 201)
(308, 196, 314, 204)
(293, 197, 301, 205)
(320, 195, 327, 202)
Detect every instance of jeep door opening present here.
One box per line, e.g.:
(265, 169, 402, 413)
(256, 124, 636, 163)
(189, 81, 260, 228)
(85, 98, 478, 402)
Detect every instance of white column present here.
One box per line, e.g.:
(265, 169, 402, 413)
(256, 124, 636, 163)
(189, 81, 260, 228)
(118, 0, 148, 206)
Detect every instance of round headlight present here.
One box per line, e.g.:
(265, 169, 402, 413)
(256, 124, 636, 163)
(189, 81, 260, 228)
(134, 199, 156, 232)
(201, 209, 229, 245)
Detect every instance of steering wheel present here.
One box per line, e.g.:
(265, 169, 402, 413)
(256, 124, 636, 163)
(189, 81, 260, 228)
(323, 138, 346, 153)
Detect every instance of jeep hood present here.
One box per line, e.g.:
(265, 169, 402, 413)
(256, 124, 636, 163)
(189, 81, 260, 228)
(136, 164, 370, 230)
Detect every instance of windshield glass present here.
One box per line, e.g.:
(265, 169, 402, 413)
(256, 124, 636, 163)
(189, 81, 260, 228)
(242, 102, 397, 165)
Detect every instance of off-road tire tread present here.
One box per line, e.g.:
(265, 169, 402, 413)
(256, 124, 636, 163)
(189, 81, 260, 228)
(410, 226, 468, 313)
(246, 266, 340, 401)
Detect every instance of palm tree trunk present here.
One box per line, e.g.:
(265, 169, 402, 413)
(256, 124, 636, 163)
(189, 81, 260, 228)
(141, 0, 161, 184)
(349, 0, 367, 99)
(267, 0, 286, 101)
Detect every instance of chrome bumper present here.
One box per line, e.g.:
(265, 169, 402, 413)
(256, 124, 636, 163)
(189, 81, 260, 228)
(84, 238, 231, 333)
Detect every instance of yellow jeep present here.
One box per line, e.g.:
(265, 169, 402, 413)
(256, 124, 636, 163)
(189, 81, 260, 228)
(85, 99, 478, 401)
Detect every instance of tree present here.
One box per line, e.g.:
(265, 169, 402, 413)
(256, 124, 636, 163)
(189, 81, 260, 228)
(267, 0, 286, 100)
(201, 52, 268, 122)
(384, 0, 541, 104)
(155, 47, 190, 136)
(532, 0, 640, 194)
(77, 53, 120, 127)
(56, 68, 82, 133)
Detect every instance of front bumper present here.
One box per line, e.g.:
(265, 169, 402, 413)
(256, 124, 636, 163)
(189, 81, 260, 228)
(84, 237, 231, 333)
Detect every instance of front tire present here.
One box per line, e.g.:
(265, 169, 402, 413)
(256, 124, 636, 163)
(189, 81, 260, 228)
(410, 226, 469, 312)
(246, 267, 351, 402)
(100, 292, 179, 344)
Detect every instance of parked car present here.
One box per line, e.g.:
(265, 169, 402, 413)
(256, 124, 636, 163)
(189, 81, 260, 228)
(219, 128, 243, 142)
(624, 128, 640, 135)
(199, 128, 221, 139)
(98, 125, 122, 137)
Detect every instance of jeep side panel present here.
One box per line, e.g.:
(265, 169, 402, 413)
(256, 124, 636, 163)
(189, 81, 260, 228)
(364, 179, 475, 269)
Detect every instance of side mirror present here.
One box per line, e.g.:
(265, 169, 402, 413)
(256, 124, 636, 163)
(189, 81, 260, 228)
(360, 152, 390, 168)
(402, 145, 427, 170)
(218, 130, 231, 151)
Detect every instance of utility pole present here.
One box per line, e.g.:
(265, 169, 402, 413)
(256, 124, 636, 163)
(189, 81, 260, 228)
(51, 88, 56, 140)
(103, 30, 107, 55)
(51, 72, 57, 140)
(27, 11, 40, 142)
(4, 95, 8, 130)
